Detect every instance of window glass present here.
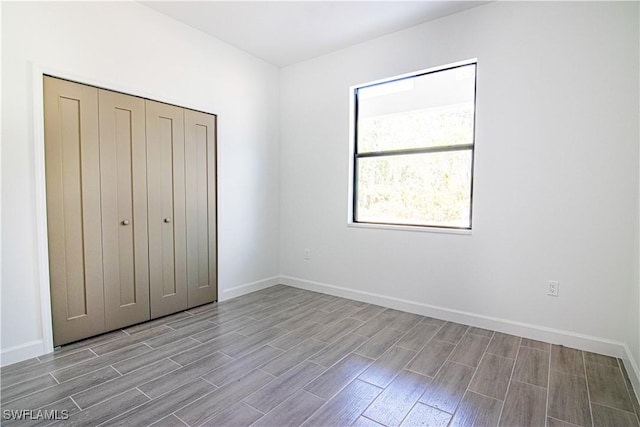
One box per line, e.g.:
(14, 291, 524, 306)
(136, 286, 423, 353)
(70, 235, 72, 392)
(353, 62, 476, 229)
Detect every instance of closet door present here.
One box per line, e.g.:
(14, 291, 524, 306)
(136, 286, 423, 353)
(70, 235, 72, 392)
(184, 110, 217, 307)
(44, 76, 105, 346)
(146, 100, 188, 318)
(99, 89, 150, 330)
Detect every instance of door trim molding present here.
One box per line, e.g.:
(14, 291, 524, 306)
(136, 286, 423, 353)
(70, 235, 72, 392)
(32, 63, 54, 356)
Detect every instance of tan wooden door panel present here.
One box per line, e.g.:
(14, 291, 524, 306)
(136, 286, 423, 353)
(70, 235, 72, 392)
(184, 109, 217, 308)
(44, 76, 105, 346)
(99, 89, 150, 330)
(146, 100, 188, 318)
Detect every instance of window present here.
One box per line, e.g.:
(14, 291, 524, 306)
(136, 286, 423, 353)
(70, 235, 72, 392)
(351, 61, 477, 230)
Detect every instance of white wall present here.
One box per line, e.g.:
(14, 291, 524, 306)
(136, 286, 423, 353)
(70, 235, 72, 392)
(280, 1, 639, 360)
(629, 230, 640, 394)
(630, 0, 640, 389)
(1, 1, 280, 364)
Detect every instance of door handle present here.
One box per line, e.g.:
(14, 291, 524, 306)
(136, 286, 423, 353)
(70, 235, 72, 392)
(164, 218, 172, 223)
(121, 219, 130, 226)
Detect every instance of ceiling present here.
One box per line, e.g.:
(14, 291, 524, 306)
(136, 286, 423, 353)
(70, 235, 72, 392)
(140, 1, 486, 67)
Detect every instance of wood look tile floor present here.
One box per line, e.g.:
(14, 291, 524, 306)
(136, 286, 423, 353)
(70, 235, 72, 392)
(2, 285, 639, 427)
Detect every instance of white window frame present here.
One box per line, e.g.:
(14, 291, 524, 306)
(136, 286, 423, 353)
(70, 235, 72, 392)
(347, 59, 478, 234)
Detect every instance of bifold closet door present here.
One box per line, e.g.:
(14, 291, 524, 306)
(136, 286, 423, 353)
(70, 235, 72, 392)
(184, 110, 217, 307)
(146, 100, 188, 318)
(44, 76, 105, 346)
(99, 89, 150, 330)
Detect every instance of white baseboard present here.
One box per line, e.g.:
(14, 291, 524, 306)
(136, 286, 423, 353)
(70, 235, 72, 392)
(279, 275, 628, 359)
(220, 276, 281, 301)
(0, 340, 45, 367)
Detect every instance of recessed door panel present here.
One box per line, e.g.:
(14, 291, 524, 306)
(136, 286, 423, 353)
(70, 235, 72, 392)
(159, 117, 177, 297)
(44, 76, 105, 346)
(99, 89, 150, 330)
(184, 109, 217, 307)
(146, 100, 187, 318)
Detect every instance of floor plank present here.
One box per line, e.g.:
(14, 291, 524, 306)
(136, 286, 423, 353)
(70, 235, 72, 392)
(419, 361, 475, 414)
(304, 352, 373, 399)
(109, 378, 216, 426)
(302, 379, 382, 427)
(548, 370, 592, 427)
(433, 322, 469, 345)
(400, 402, 452, 427)
(468, 353, 515, 401)
(2, 350, 97, 388)
(520, 338, 550, 352)
(251, 391, 325, 427)
(73, 358, 180, 408)
(260, 339, 326, 376)
(363, 369, 431, 426)
(111, 337, 200, 376)
(486, 333, 521, 359)
(4, 367, 120, 412)
(512, 346, 549, 388)
(354, 327, 403, 359)
(586, 361, 635, 412)
(352, 416, 385, 427)
(271, 322, 327, 350)
(406, 339, 455, 377)
(358, 345, 416, 388)
(62, 388, 149, 427)
(200, 401, 264, 427)
(449, 391, 503, 427)
(448, 333, 491, 368)
(550, 345, 585, 378)
(174, 371, 273, 426)
(396, 321, 442, 352)
(243, 360, 326, 413)
(591, 403, 640, 427)
(138, 353, 230, 399)
(202, 345, 282, 386)
(350, 304, 386, 322)
(310, 333, 368, 367)
(1, 373, 59, 404)
(498, 380, 546, 427)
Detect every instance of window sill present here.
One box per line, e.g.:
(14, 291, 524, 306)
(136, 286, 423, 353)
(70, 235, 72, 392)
(347, 221, 472, 235)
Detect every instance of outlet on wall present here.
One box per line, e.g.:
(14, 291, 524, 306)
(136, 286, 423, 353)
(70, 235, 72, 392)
(547, 280, 559, 297)
(304, 249, 311, 260)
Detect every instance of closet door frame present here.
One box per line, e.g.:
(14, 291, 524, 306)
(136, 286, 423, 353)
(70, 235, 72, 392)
(31, 67, 218, 356)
